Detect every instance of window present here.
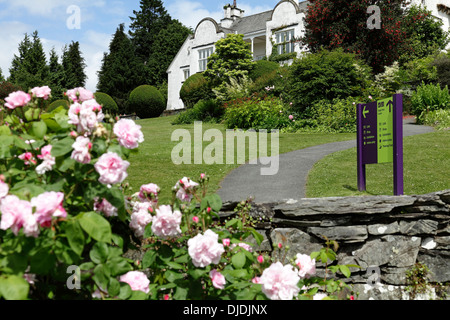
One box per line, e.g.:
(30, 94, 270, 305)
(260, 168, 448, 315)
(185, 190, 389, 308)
(198, 47, 214, 72)
(183, 68, 190, 81)
(276, 29, 295, 55)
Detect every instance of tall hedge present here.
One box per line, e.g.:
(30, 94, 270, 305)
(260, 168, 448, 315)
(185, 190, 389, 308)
(129, 85, 165, 119)
(94, 92, 119, 115)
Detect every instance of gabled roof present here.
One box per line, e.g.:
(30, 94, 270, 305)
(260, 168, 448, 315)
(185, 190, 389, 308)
(228, 10, 273, 34)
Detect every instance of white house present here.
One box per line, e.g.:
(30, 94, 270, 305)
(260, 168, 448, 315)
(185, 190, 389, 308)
(166, 0, 450, 111)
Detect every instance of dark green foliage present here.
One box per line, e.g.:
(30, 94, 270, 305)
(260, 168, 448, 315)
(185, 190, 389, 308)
(129, 0, 172, 62)
(287, 49, 371, 114)
(172, 99, 224, 125)
(129, 85, 165, 119)
(410, 82, 450, 120)
(97, 24, 144, 114)
(309, 97, 358, 133)
(432, 54, 450, 89)
(47, 99, 70, 112)
(8, 31, 49, 90)
(248, 60, 280, 81)
(303, 0, 406, 73)
(223, 96, 292, 131)
(0, 82, 23, 101)
(249, 66, 290, 99)
(180, 73, 214, 108)
(94, 92, 119, 116)
(62, 41, 87, 89)
(399, 5, 450, 65)
(0, 68, 4, 82)
(47, 48, 65, 100)
(146, 20, 192, 85)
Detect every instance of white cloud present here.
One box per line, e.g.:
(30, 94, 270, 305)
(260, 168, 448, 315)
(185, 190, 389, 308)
(167, 1, 223, 30)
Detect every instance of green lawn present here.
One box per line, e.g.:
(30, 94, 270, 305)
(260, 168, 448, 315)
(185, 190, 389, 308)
(125, 116, 355, 203)
(306, 130, 450, 197)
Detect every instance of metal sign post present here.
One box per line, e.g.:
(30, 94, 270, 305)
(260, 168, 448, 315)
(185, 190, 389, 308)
(357, 94, 404, 195)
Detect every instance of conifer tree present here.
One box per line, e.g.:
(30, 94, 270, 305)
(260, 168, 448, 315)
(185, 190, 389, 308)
(48, 48, 65, 99)
(97, 23, 144, 113)
(62, 41, 87, 89)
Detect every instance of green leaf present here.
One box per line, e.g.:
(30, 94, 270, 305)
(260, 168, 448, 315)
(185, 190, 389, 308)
(339, 265, 351, 278)
(107, 278, 121, 297)
(165, 270, 184, 283)
(89, 242, 109, 264)
(231, 251, 246, 269)
(118, 283, 132, 300)
(0, 135, 13, 159)
(93, 264, 111, 290)
(0, 275, 29, 300)
(107, 257, 133, 277)
(51, 137, 75, 157)
(142, 250, 156, 269)
(201, 194, 222, 212)
(30, 121, 47, 139)
(30, 247, 56, 275)
(129, 290, 148, 300)
(173, 286, 188, 300)
(78, 212, 112, 243)
(250, 229, 264, 246)
(65, 220, 85, 256)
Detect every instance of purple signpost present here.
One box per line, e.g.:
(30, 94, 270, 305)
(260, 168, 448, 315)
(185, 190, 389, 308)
(357, 94, 404, 196)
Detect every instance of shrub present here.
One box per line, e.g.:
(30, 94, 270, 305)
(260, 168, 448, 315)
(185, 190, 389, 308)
(410, 82, 450, 120)
(418, 109, 450, 130)
(172, 99, 224, 125)
(224, 96, 292, 131)
(249, 60, 280, 81)
(287, 49, 371, 113)
(94, 92, 119, 116)
(180, 73, 214, 108)
(310, 97, 358, 133)
(213, 76, 253, 104)
(432, 54, 450, 89)
(129, 85, 165, 119)
(249, 66, 290, 99)
(47, 99, 70, 112)
(0, 81, 23, 101)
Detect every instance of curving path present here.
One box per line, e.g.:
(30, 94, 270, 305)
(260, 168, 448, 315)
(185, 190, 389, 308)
(216, 118, 435, 204)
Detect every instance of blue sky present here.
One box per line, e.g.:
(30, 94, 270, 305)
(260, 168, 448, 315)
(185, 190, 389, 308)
(0, 0, 285, 91)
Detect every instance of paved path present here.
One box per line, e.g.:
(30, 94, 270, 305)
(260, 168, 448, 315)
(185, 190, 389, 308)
(216, 119, 435, 204)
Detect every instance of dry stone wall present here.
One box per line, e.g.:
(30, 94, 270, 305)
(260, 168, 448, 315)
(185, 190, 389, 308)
(220, 190, 450, 300)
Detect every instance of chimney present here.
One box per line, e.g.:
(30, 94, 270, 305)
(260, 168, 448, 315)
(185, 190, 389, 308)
(221, 2, 244, 28)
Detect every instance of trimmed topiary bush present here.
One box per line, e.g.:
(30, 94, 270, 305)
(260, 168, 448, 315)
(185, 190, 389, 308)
(129, 85, 165, 119)
(47, 99, 70, 112)
(94, 92, 119, 116)
(180, 72, 214, 108)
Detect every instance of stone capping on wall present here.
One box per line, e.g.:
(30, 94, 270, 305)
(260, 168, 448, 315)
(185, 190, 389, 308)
(219, 189, 450, 300)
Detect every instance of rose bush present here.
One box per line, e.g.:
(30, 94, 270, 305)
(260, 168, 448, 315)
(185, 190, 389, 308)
(0, 86, 357, 300)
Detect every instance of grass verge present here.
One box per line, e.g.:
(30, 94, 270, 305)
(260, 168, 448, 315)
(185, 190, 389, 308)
(306, 130, 450, 197)
(125, 116, 355, 203)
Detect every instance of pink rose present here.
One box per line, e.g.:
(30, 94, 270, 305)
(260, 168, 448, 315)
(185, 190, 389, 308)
(129, 205, 153, 238)
(19, 152, 36, 165)
(31, 192, 66, 228)
(71, 136, 92, 164)
(94, 152, 130, 186)
(114, 119, 144, 149)
(119, 271, 150, 294)
(289, 115, 294, 120)
(31, 86, 51, 100)
(295, 253, 316, 278)
(188, 229, 225, 268)
(4, 91, 31, 109)
(78, 100, 104, 134)
(138, 183, 160, 203)
(0, 195, 39, 237)
(222, 238, 230, 247)
(230, 242, 253, 252)
(175, 177, 199, 202)
(151, 205, 182, 239)
(66, 87, 94, 103)
(94, 198, 118, 218)
(257, 255, 264, 264)
(210, 269, 226, 290)
(36, 145, 55, 175)
(192, 216, 199, 223)
(0, 181, 9, 199)
(252, 276, 261, 284)
(259, 262, 300, 300)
